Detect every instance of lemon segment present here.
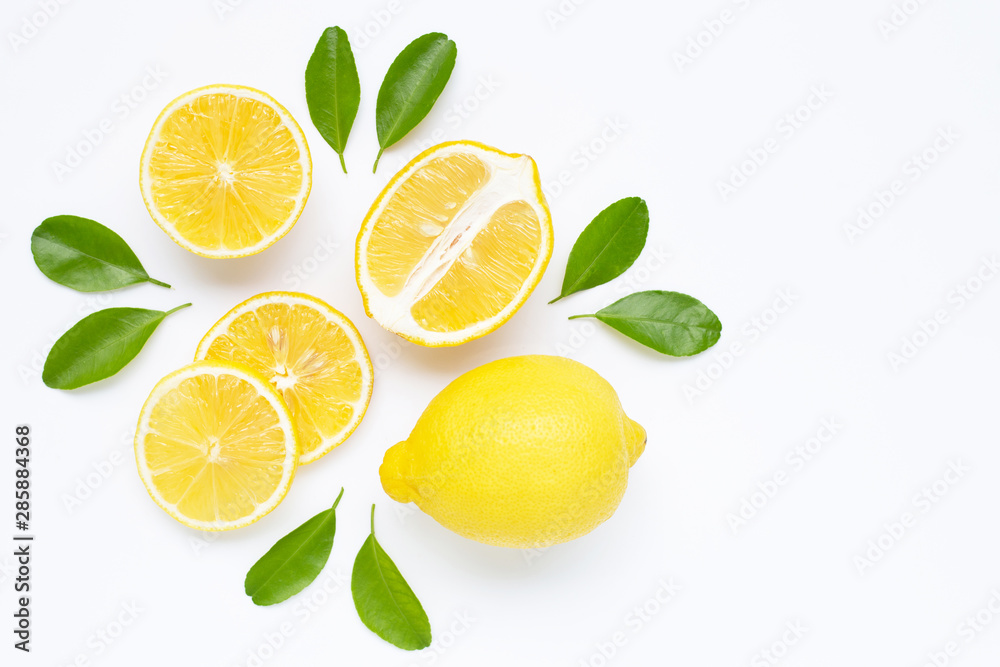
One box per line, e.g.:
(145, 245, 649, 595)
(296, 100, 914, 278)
(356, 141, 553, 346)
(195, 292, 373, 464)
(135, 361, 298, 531)
(140, 85, 311, 258)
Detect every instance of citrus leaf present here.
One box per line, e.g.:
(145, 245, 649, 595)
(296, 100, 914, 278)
(42, 304, 190, 389)
(551, 197, 649, 303)
(571, 290, 721, 356)
(352, 506, 432, 650)
(31, 215, 170, 292)
(305, 27, 360, 173)
(245, 489, 345, 606)
(373, 32, 457, 172)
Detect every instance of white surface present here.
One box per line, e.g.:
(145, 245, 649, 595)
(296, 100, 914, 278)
(2, 1, 999, 665)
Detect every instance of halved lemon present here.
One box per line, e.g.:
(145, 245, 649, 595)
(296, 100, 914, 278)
(140, 84, 312, 258)
(195, 292, 373, 464)
(355, 140, 553, 346)
(134, 361, 298, 531)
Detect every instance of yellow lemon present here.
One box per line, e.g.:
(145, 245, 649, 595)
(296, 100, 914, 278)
(140, 84, 311, 258)
(379, 355, 645, 548)
(356, 141, 553, 346)
(134, 361, 298, 531)
(195, 292, 373, 464)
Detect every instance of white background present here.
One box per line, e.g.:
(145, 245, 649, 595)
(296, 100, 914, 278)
(2, 0, 1000, 665)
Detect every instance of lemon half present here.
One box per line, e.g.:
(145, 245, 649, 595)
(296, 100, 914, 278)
(356, 141, 553, 346)
(140, 84, 312, 258)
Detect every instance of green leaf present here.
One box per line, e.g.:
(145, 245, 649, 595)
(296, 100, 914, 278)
(550, 197, 649, 303)
(42, 304, 190, 389)
(352, 505, 431, 650)
(571, 290, 721, 356)
(245, 489, 345, 606)
(373, 32, 457, 172)
(305, 27, 360, 173)
(31, 215, 170, 292)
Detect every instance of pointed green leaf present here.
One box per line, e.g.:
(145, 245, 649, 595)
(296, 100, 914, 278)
(305, 27, 360, 173)
(31, 215, 170, 292)
(352, 506, 431, 650)
(245, 489, 345, 606)
(551, 197, 649, 303)
(373, 32, 457, 172)
(42, 304, 190, 389)
(571, 290, 721, 356)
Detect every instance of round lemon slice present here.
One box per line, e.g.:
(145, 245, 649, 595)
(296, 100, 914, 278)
(195, 292, 373, 464)
(134, 361, 298, 531)
(355, 140, 553, 346)
(140, 84, 312, 258)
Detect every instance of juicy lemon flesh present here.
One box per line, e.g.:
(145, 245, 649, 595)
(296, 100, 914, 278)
(142, 373, 289, 524)
(199, 302, 364, 459)
(146, 93, 304, 252)
(366, 153, 489, 297)
(411, 200, 541, 332)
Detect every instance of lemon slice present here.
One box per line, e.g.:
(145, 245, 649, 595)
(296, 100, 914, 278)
(134, 361, 298, 531)
(355, 140, 553, 346)
(195, 292, 373, 464)
(140, 84, 312, 258)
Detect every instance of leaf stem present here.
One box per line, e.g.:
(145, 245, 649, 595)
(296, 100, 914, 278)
(332, 487, 345, 510)
(372, 148, 385, 173)
(370, 504, 376, 535)
(548, 294, 565, 304)
(567, 314, 595, 320)
(146, 277, 172, 289)
(164, 303, 192, 316)
(338, 152, 348, 174)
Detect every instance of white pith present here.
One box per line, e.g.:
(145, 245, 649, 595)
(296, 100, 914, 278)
(357, 143, 552, 346)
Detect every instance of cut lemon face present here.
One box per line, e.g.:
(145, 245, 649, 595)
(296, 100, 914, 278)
(134, 361, 298, 531)
(140, 84, 312, 258)
(195, 292, 373, 464)
(356, 141, 553, 346)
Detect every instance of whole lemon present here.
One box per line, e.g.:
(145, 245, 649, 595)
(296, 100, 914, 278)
(379, 355, 645, 548)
